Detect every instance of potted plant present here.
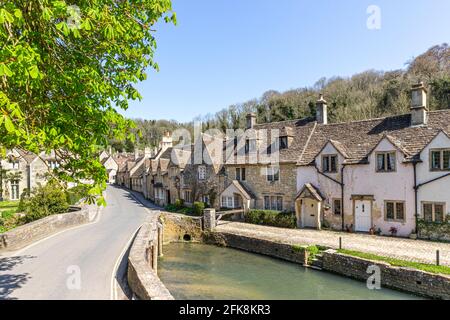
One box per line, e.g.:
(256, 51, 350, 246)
(389, 226, 398, 237)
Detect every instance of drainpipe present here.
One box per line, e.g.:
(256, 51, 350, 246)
(341, 164, 346, 231)
(413, 162, 419, 234)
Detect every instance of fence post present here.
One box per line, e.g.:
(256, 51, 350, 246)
(339, 237, 342, 250)
(203, 208, 216, 232)
(436, 250, 440, 266)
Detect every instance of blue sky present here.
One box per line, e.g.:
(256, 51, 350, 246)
(121, 0, 450, 122)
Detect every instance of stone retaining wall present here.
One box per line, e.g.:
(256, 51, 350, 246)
(322, 249, 450, 300)
(127, 213, 174, 300)
(207, 232, 308, 265)
(161, 213, 203, 243)
(0, 207, 94, 252)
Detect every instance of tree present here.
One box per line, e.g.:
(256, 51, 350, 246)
(0, 1, 176, 204)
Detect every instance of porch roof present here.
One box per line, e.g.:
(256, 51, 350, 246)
(296, 183, 325, 202)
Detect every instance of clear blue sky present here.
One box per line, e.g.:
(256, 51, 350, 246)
(121, 0, 450, 122)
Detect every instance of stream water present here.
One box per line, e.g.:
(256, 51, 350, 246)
(158, 243, 421, 300)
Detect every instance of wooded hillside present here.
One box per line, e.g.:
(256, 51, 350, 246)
(121, 44, 449, 151)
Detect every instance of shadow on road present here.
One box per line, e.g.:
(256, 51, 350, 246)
(0, 255, 35, 299)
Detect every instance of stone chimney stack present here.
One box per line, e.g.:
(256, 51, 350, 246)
(144, 147, 152, 158)
(134, 148, 139, 160)
(316, 94, 328, 124)
(411, 82, 428, 126)
(246, 113, 257, 129)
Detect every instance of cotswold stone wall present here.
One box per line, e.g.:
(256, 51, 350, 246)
(0, 207, 94, 252)
(161, 213, 203, 243)
(206, 232, 308, 265)
(224, 164, 298, 212)
(127, 213, 173, 300)
(322, 249, 450, 300)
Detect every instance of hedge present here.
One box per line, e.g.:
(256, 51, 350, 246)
(245, 210, 296, 229)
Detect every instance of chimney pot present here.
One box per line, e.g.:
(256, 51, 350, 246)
(411, 82, 428, 126)
(316, 94, 328, 124)
(246, 113, 257, 129)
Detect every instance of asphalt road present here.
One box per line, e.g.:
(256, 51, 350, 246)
(0, 186, 152, 300)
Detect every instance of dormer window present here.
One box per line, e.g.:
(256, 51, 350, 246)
(376, 152, 396, 172)
(430, 149, 450, 171)
(10, 160, 19, 170)
(48, 160, 59, 169)
(279, 136, 288, 150)
(198, 165, 206, 180)
(322, 155, 337, 173)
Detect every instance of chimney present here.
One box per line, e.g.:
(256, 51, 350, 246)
(108, 146, 112, 155)
(316, 94, 328, 124)
(411, 82, 428, 126)
(134, 148, 139, 160)
(144, 147, 152, 158)
(246, 113, 257, 129)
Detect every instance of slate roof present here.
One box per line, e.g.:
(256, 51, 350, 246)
(298, 110, 450, 165)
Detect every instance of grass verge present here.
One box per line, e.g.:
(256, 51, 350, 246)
(337, 249, 450, 275)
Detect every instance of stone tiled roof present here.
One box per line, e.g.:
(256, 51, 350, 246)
(131, 161, 145, 178)
(15, 148, 38, 164)
(159, 158, 170, 173)
(298, 110, 450, 165)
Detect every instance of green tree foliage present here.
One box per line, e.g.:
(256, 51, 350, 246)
(0, 1, 175, 204)
(18, 180, 70, 223)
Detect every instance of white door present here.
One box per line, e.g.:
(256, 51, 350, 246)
(302, 199, 318, 228)
(355, 200, 372, 232)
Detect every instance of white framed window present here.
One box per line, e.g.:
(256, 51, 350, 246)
(48, 160, 59, 169)
(422, 202, 446, 223)
(10, 180, 20, 200)
(10, 160, 20, 170)
(221, 196, 234, 208)
(376, 152, 396, 172)
(266, 166, 280, 182)
(385, 201, 405, 222)
(322, 155, 337, 173)
(198, 166, 206, 180)
(430, 149, 450, 171)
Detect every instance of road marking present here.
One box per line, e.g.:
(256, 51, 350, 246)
(110, 225, 142, 300)
(5, 206, 104, 257)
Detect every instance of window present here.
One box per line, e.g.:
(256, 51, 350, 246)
(264, 196, 283, 211)
(266, 166, 280, 182)
(244, 139, 256, 154)
(235, 168, 246, 181)
(198, 166, 206, 180)
(221, 196, 234, 208)
(376, 152, 396, 172)
(10, 160, 19, 170)
(385, 201, 405, 222)
(10, 180, 20, 200)
(48, 160, 59, 169)
(184, 190, 193, 203)
(333, 199, 342, 216)
(322, 155, 337, 173)
(279, 136, 288, 150)
(423, 202, 446, 223)
(430, 149, 450, 171)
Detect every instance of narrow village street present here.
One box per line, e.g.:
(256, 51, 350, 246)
(0, 186, 155, 300)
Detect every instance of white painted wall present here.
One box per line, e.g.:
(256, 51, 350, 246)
(297, 139, 416, 237)
(416, 132, 450, 220)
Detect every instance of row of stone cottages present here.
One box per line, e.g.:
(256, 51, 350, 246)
(102, 83, 450, 239)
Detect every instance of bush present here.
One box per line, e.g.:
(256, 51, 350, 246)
(66, 185, 89, 205)
(245, 210, 296, 229)
(174, 198, 185, 210)
(19, 181, 70, 224)
(192, 202, 205, 216)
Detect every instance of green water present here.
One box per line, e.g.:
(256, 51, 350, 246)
(158, 243, 421, 300)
